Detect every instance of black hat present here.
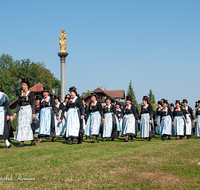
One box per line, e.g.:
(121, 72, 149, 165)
(197, 100, 200, 104)
(157, 101, 162, 105)
(143, 96, 149, 103)
(0, 82, 3, 92)
(69, 86, 77, 95)
(175, 100, 181, 105)
(115, 101, 121, 106)
(54, 95, 60, 102)
(182, 99, 188, 103)
(20, 77, 30, 86)
(105, 96, 111, 100)
(35, 95, 41, 100)
(125, 96, 132, 101)
(69, 86, 76, 92)
(65, 94, 70, 100)
(42, 86, 49, 92)
(163, 99, 168, 104)
(91, 92, 98, 99)
(170, 103, 174, 107)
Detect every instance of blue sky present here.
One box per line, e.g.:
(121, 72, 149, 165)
(0, 0, 200, 107)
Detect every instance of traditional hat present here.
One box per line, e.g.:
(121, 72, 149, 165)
(143, 96, 149, 103)
(35, 95, 41, 100)
(197, 100, 200, 104)
(91, 92, 98, 99)
(105, 96, 111, 100)
(125, 96, 132, 101)
(65, 94, 70, 100)
(115, 101, 121, 106)
(41, 86, 49, 92)
(69, 86, 78, 95)
(182, 99, 188, 103)
(163, 99, 168, 104)
(175, 100, 181, 105)
(0, 82, 3, 92)
(170, 103, 174, 107)
(20, 77, 30, 86)
(54, 95, 60, 102)
(157, 101, 162, 105)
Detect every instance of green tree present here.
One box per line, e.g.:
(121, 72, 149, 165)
(148, 89, 155, 104)
(148, 89, 156, 110)
(0, 54, 61, 102)
(81, 90, 91, 98)
(127, 80, 140, 110)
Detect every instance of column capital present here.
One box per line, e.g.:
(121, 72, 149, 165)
(58, 52, 68, 58)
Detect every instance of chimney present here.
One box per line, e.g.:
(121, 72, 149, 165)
(100, 86, 103, 90)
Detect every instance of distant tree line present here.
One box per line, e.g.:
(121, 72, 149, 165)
(0, 54, 61, 102)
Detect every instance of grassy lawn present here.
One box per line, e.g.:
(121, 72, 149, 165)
(0, 134, 200, 190)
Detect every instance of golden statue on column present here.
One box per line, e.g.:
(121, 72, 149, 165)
(59, 29, 67, 53)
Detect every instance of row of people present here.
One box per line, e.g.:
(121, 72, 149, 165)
(1, 78, 200, 148)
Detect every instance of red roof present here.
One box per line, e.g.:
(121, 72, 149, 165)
(29, 83, 44, 92)
(105, 90, 125, 99)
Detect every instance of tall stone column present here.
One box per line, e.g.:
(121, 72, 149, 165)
(58, 52, 68, 101)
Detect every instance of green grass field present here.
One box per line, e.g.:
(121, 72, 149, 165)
(0, 134, 200, 190)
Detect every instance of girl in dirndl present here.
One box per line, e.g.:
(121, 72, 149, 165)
(122, 96, 139, 142)
(182, 99, 194, 139)
(63, 86, 85, 145)
(172, 100, 188, 140)
(102, 96, 118, 141)
(85, 92, 102, 143)
(155, 101, 162, 135)
(159, 99, 173, 140)
(115, 101, 124, 137)
(0, 83, 13, 148)
(193, 100, 200, 137)
(54, 95, 64, 136)
(34, 95, 41, 139)
(140, 96, 154, 142)
(59, 94, 70, 137)
(38, 86, 59, 143)
(13, 78, 36, 147)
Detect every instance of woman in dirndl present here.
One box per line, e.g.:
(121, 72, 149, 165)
(115, 101, 124, 137)
(159, 99, 173, 140)
(182, 99, 194, 139)
(0, 83, 13, 148)
(193, 100, 200, 137)
(155, 101, 162, 135)
(13, 78, 36, 147)
(34, 95, 41, 139)
(64, 86, 85, 145)
(54, 95, 64, 136)
(59, 94, 70, 137)
(82, 99, 89, 134)
(85, 92, 102, 143)
(102, 96, 118, 141)
(38, 86, 59, 143)
(140, 96, 154, 142)
(172, 100, 188, 140)
(122, 96, 139, 142)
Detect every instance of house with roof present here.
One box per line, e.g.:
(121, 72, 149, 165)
(84, 87, 125, 105)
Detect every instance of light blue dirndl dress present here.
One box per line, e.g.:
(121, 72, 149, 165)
(65, 108, 80, 138)
(14, 91, 34, 141)
(0, 92, 9, 136)
(85, 111, 101, 136)
(140, 113, 151, 138)
(160, 115, 172, 136)
(39, 97, 52, 136)
(195, 114, 200, 137)
(122, 114, 135, 136)
(102, 112, 113, 138)
(155, 116, 161, 135)
(174, 116, 184, 136)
